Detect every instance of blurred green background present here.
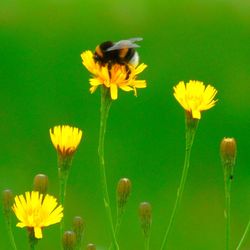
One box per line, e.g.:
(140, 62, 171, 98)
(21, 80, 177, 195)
(0, 0, 250, 249)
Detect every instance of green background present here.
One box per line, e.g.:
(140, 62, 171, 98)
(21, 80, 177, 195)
(0, 0, 250, 249)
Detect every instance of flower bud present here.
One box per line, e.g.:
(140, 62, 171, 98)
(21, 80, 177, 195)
(62, 231, 76, 250)
(33, 174, 48, 194)
(139, 202, 152, 239)
(72, 216, 84, 247)
(220, 138, 237, 165)
(220, 137, 237, 179)
(117, 178, 131, 210)
(2, 189, 14, 215)
(50, 125, 83, 158)
(86, 243, 96, 250)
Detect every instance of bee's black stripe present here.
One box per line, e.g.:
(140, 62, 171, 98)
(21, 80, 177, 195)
(124, 48, 135, 62)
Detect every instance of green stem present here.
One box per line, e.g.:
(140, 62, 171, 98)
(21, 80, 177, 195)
(59, 172, 69, 210)
(28, 229, 38, 250)
(29, 243, 35, 250)
(225, 177, 232, 250)
(108, 208, 124, 250)
(237, 219, 250, 250)
(160, 114, 198, 250)
(144, 236, 150, 250)
(98, 86, 119, 250)
(58, 155, 72, 247)
(5, 218, 18, 250)
(115, 208, 123, 237)
(59, 171, 69, 240)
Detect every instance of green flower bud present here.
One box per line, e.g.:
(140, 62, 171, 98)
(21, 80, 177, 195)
(2, 189, 14, 215)
(33, 174, 48, 194)
(139, 202, 152, 239)
(72, 216, 84, 248)
(220, 137, 237, 180)
(220, 137, 237, 165)
(63, 231, 76, 250)
(117, 178, 131, 210)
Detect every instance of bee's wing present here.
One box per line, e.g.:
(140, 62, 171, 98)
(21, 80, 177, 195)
(106, 37, 143, 52)
(126, 37, 143, 42)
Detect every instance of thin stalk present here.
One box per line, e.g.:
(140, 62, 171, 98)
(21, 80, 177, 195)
(108, 208, 125, 250)
(29, 243, 35, 250)
(58, 155, 72, 248)
(28, 230, 38, 250)
(236, 219, 250, 250)
(98, 86, 119, 250)
(59, 171, 69, 240)
(115, 208, 123, 237)
(5, 219, 18, 250)
(160, 114, 198, 250)
(144, 236, 150, 250)
(59, 172, 69, 207)
(225, 178, 232, 250)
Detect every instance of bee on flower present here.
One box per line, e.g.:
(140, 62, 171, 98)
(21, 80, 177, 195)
(81, 38, 147, 100)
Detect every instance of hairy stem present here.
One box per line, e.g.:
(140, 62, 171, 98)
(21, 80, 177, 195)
(98, 86, 119, 250)
(160, 114, 198, 249)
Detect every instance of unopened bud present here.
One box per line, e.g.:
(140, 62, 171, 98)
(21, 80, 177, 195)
(2, 189, 14, 215)
(86, 243, 96, 250)
(117, 178, 131, 210)
(139, 202, 152, 238)
(220, 138, 237, 165)
(33, 174, 48, 194)
(220, 137, 237, 179)
(72, 216, 84, 247)
(63, 231, 76, 250)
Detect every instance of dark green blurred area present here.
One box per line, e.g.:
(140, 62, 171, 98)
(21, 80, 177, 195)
(0, 0, 250, 249)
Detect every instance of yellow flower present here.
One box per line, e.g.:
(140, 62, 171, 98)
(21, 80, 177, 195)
(81, 50, 147, 100)
(50, 125, 83, 157)
(173, 80, 218, 119)
(12, 191, 63, 239)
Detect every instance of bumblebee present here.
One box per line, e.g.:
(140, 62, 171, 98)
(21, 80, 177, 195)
(94, 37, 142, 67)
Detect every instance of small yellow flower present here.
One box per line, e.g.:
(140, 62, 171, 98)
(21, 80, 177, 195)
(12, 191, 63, 239)
(81, 50, 147, 100)
(50, 125, 83, 157)
(173, 80, 218, 119)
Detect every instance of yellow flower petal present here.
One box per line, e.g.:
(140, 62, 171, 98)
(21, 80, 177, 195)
(134, 63, 147, 75)
(110, 84, 118, 100)
(192, 110, 201, 119)
(119, 85, 133, 92)
(90, 85, 98, 94)
(34, 227, 43, 239)
(90, 78, 102, 86)
(133, 80, 147, 88)
(16, 222, 26, 228)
